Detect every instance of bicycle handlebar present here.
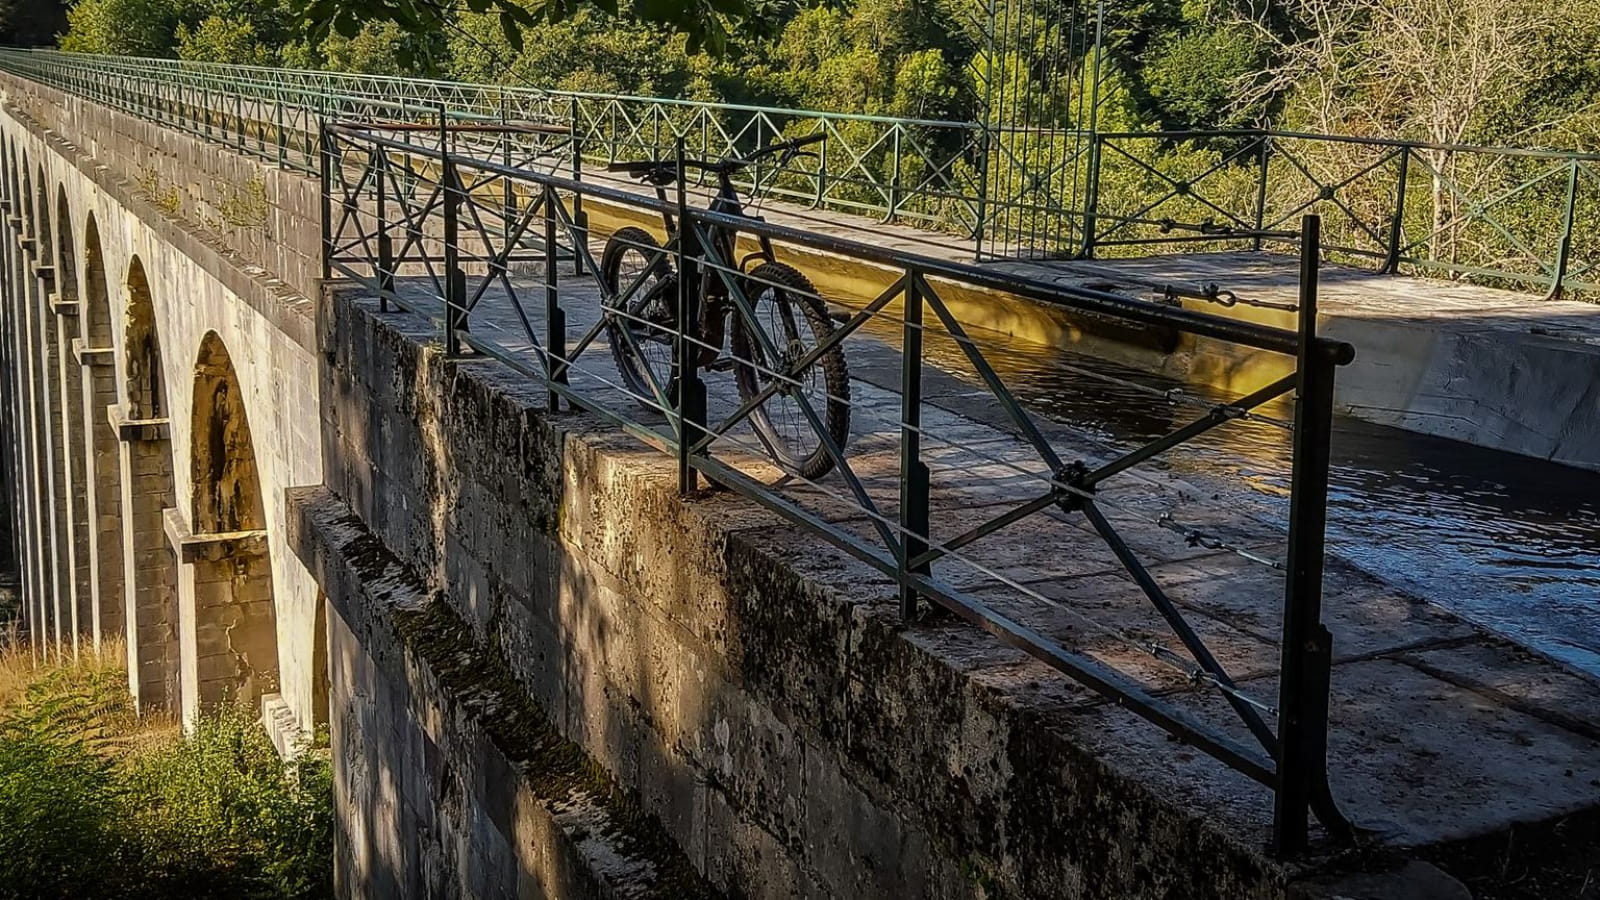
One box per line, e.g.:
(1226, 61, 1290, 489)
(605, 133, 826, 182)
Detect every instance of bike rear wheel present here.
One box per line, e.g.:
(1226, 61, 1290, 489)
(601, 227, 678, 412)
(730, 261, 851, 480)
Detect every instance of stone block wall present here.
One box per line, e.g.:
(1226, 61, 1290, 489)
(293, 287, 1294, 899)
(1, 74, 324, 302)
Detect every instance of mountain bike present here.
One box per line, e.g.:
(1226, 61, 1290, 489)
(600, 134, 850, 481)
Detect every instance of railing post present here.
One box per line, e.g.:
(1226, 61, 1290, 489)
(887, 125, 903, 222)
(318, 118, 332, 283)
(1078, 132, 1103, 259)
(1383, 148, 1411, 274)
(899, 268, 930, 621)
(972, 124, 991, 260)
(544, 183, 566, 412)
(501, 95, 515, 250)
(1253, 134, 1271, 252)
(275, 91, 287, 170)
(1545, 159, 1580, 300)
(814, 126, 829, 210)
(441, 107, 466, 357)
(376, 150, 393, 312)
(673, 139, 705, 495)
(569, 95, 586, 276)
(1273, 214, 1340, 857)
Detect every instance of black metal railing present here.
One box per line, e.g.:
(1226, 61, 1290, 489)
(2, 49, 1597, 297)
(321, 114, 1357, 854)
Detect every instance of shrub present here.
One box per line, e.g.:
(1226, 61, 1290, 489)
(127, 709, 334, 900)
(0, 645, 333, 899)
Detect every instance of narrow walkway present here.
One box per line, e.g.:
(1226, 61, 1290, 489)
(378, 234, 1600, 849)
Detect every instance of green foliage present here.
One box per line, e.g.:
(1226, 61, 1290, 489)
(318, 20, 442, 76)
(1142, 22, 1264, 129)
(0, 649, 333, 900)
(59, 0, 185, 55)
(126, 710, 334, 899)
(0, 660, 135, 900)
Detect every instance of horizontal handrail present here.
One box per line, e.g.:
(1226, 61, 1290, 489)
(318, 115, 1355, 854)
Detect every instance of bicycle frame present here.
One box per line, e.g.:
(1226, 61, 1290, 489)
(640, 169, 782, 367)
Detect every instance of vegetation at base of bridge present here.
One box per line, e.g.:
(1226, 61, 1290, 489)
(0, 642, 333, 900)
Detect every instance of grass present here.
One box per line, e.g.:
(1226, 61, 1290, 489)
(0, 640, 333, 900)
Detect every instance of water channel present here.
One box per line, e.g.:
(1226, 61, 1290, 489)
(906, 320, 1600, 679)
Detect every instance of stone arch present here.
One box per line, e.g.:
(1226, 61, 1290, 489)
(3, 139, 44, 654)
(192, 333, 266, 534)
(49, 186, 91, 650)
(33, 164, 50, 265)
(16, 154, 68, 654)
(53, 187, 77, 301)
(125, 256, 165, 419)
(17, 155, 30, 236)
(118, 255, 179, 711)
(0, 142, 22, 627)
(78, 212, 124, 648)
(181, 331, 280, 721)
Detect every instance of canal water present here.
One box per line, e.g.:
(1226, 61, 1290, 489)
(909, 325, 1600, 679)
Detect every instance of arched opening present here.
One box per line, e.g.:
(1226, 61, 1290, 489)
(53, 187, 77, 301)
(51, 187, 91, 651)
(182, 332, 279, 721)
(78, 213, 125, 650)
(125, 258, 164, 419)
(4, 143, 48, 657)
(119, 256, 179, 711)
(30, 163, 71, 652)
(14, 155, 64, 655)
(18, 157, 31, 237)
(33, 165, 51, 265)
(0, 143, 22, 627)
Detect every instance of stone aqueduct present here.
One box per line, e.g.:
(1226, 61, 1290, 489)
(0, 77, 327, 745)
(8, 54, 1600, 899)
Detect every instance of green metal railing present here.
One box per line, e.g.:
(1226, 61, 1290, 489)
(1, 48, 1595, 296)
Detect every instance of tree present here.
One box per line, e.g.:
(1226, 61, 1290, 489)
(0, 0, 67, 47)
(58, 0, 185, 55)
(288, 0, 760, 69)
(1232, 0, 1592, 269)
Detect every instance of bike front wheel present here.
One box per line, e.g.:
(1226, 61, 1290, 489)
(729, 261, 851, 480)
(601, 226, 678, 413)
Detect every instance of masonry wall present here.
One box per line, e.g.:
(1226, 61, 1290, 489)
(0, 77, 328, 736)
(292, 287, 1292, 900)
(1, 75, 323, 303)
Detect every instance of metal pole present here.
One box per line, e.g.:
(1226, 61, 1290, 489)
(1082, 0, 1106, 258)
(1253, 134, 1271, 252)
(887, 125, 903, 222)
(318, 118, 332, 283)
(544, 183, 566, 412)
(1383, 148, 1410, 274)
(569, 95, 586, 276)
(1079, 133, 1102, 259)
(376, 150, 393, 312)
(899, 269, 930, 621)
(441, 105, 464, 357)
(1273, 214, 1339, 856)
(1544, 159, 1580, 301)
(673, 139, 705, 495)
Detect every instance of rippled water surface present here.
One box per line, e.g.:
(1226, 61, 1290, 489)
(902, 324, 1600, 678)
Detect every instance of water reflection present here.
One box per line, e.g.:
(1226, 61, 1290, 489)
(867, 313, 1600, 677)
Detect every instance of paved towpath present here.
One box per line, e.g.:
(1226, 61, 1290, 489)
(370, 235, 1600, 849)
